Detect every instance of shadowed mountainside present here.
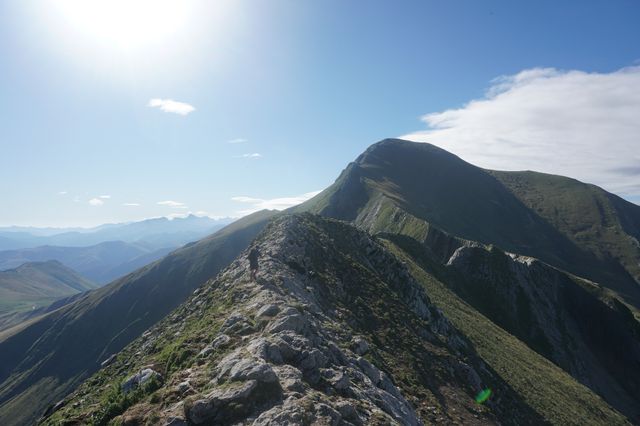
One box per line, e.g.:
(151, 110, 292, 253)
(0, 260, 96, 331)
(0, 210, 277, 426)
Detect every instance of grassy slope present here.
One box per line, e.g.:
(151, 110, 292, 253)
(0, 210, 278, 426)
(489, 170, 640, 286)
(0, 261, 96, 330)
(384, 239, 628, 426)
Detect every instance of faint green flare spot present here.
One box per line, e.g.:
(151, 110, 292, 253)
(475, 388, 492, 404)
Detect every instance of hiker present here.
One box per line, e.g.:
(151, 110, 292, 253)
(248, 246, 260, 281)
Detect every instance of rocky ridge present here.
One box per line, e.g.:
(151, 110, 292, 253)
(42, 214, 540, 425)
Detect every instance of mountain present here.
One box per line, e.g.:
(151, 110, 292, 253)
(40, 214, 627, 425)
(0, 260, 96, 331)
(0, 241, 174, 284)
(0, 215, 233, 251)
(296, 139, 640, 420)
(2, 139, 640, 425)
(0, 210, 277, 426)
(298, 138, 640, 307)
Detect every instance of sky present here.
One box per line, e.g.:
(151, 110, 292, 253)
(0, 0, 639, 227)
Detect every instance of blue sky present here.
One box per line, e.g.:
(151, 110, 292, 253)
(1, 0, 639, 226)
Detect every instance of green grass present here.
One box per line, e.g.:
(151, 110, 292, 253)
(490, 170, 640, 294)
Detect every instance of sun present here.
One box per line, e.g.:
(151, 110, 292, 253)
(53, 0, 192, 50)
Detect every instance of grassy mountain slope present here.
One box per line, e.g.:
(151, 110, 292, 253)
(42, 213, 559, 425)
(379, 225, 640, 422)
(299, 138, 640, 306)
(0, 260, 96, 331)
(0, 210, 277, 426)
(489, 170, 640, 286)
(383, 238, 628, 425)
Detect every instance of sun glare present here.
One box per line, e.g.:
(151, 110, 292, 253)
(54, 0, 192, 50)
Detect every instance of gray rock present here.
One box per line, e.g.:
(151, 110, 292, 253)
(322, 369, 350, 391)
(198, 346, 214, 358)
(228, 358, 278, 383)
(211, 334, 231, 349)
(121, 368, 162, 393)
(187, 380, 258, 424)
(100, 354, 116, 368)
(335, 400, 358, 420)
(176, 381, 192, 395)
(273, 364, 305, 393)
(298, 348, 327, 372)
(356, 357, 381, 386)
(256, 304, 280, 319)
(352, 336, 369, 355)
(250, 338, 284, 364)
(267, 312, 306, 334)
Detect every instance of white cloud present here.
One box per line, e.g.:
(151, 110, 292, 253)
(88, 198, 104, 206)
(227, 138, 247, 144)
(235, 153, 262, 159)
(99, 195, 111, 199)
(157, 200, 188, 209)
(402, 66, 640, 200)
(58, 191, 67, 195)
(148, 98, 195, 115)
(231, 190, 322, 215)
(123, 202, 141, 206)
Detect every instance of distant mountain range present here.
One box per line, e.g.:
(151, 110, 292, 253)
(0, 241, 174, 284)
(1, 139, 639, 425)
(0, 260, 96, 331)
(0, 215, 234, 285)
(0, 214, 233, 251)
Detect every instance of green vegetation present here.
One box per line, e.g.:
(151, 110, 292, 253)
(0, 260, 95, 331)
(93, 375, 162, 426)
(490, 169, 640, 291)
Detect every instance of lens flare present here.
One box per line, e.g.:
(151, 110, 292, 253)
(475, 388, 492, 404)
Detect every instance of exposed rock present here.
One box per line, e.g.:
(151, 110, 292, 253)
(256, 303, 280, 319)
(211, 333, 231, 349)
(100, 354, 117, 368)
(352, 336, 369, 355)
(121, 368, 162, 393)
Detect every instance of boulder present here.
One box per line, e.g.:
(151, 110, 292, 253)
(121, 368, 162, 393)
(256, 304, 280, 319)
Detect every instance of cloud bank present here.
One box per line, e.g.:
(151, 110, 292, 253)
(231, 190, 322, 215)
(402, 66, 640, 200)
(148, 98, 195, 115)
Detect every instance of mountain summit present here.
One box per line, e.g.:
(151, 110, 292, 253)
(300, 139, 640, 306)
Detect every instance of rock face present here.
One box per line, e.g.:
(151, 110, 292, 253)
(42, 214, 544, 425)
